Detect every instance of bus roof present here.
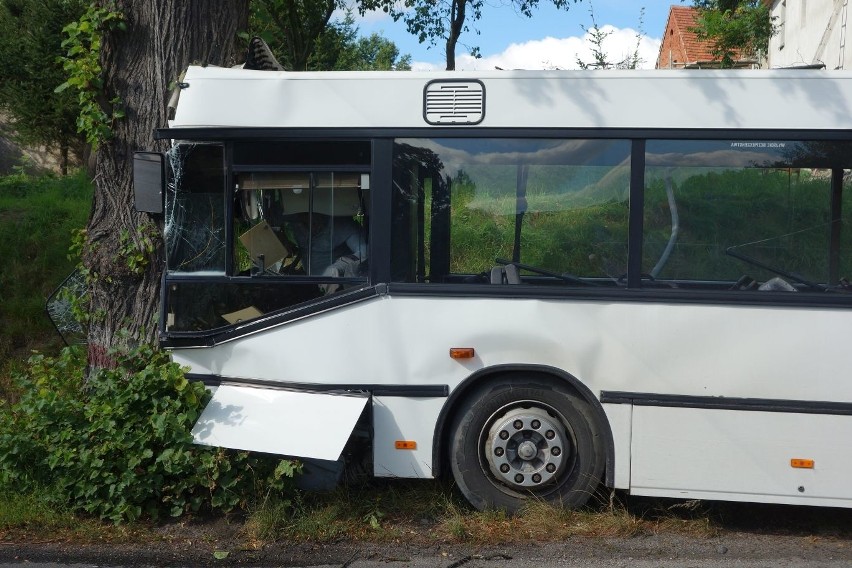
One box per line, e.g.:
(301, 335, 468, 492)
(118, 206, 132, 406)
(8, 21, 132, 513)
(169, 66, 852, 132)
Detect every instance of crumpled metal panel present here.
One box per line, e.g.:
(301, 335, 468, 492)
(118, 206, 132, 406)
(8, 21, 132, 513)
(191, 385, 368, 461)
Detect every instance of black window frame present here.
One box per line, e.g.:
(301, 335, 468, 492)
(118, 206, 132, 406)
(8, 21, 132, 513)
(155, 127, 852, 347)
(159, 135, 378, 343)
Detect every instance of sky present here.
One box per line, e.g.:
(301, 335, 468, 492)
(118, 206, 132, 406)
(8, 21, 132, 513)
(351, 0, 679, 70)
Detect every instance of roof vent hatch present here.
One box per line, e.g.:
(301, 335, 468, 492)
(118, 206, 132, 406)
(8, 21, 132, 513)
(424, 80, 485, 125)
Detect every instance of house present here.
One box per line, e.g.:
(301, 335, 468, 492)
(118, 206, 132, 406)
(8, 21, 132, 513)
(656, 5, 757, 68)
(766, 0, 850, 69)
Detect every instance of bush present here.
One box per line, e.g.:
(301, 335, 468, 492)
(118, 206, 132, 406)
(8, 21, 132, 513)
(0, 344, 298, 523)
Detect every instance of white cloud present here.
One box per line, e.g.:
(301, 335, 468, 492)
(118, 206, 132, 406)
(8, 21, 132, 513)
(412, 26, 662, 71)
(411, 60, 443, 71)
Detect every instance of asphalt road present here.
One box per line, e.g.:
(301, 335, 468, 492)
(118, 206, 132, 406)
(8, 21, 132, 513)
(2, 531, 852, 568)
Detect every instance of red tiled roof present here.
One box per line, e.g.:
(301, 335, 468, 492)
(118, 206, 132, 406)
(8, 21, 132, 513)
(656, 5, 748, 68)
(670, 6, 717, 62)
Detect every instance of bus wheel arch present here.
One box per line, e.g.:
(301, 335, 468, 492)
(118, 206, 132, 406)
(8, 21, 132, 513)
(434, 365, 614, 511)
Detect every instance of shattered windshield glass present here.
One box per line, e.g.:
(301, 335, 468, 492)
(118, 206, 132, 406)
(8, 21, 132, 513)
(165, 143, 226, 273)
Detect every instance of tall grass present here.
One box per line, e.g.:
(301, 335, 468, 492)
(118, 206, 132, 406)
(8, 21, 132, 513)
(0, 489, 149, 543)
(0, 169, 91, 394)
(439, 165, 849, 285)
(444, 167, 630, 278)
(643, 168, 849, 283)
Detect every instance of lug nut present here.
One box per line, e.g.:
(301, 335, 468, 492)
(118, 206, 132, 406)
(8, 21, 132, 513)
(494, 447, 504, 457)
(515, 474, 524, 483)
(499, 430, 509, 440)
(532, 473, 542, 483)
(545, 430, 555, 439)
(546, 463, 556, 473)
(531, 419, 541, 429)
(513, 420, 523, 430)
(500, 464, 510, 473)
(551, 447, 561, 456)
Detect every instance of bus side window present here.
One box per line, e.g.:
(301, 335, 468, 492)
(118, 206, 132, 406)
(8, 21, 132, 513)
(391, 138, 630, 286)
(235, 172, 368, 278)
(644, 140, 852, 293)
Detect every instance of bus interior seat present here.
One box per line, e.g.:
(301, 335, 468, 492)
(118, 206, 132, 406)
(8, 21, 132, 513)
(504, 263, 520, 284)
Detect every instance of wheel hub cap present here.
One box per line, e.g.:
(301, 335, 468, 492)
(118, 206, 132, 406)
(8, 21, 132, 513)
(517, 440, 537, 460)
(485, 406, 569, 490)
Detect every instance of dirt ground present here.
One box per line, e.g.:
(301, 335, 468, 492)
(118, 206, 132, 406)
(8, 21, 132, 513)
(3, 502, 852, 567)
(0, 116, 66, 176)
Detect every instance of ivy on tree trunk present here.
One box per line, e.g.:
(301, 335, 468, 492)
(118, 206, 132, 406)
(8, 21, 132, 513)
(85, 1, 249, 368)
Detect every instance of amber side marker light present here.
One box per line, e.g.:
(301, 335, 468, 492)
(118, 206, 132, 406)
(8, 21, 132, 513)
(395, 441, 417, 450)
(449, 347, 475, 359)
(791, 459, 815, 469)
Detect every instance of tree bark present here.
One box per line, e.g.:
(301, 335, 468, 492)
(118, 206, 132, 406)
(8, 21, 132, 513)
(85, 1, 249, 368)
(445, 0, 466, 70)
(60, 143, 68, 176)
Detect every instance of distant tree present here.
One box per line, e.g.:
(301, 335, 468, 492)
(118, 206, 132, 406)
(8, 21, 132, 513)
(576, 3, 645, 70)
(249, 0, 341, 70)
(250, 3, 410, 71)
(0, 0, 86, 174)
(309, 13, 412, 70)
(690, 0, 775, 67)
(359, 0, 582, 70)
(349, 32, 412, 70)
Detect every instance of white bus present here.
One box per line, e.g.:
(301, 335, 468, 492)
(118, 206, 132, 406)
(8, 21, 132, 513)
(134, 66, 852, 512)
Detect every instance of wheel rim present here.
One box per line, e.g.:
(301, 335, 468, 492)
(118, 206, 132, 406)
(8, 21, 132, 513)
(482, 403, 572, 491)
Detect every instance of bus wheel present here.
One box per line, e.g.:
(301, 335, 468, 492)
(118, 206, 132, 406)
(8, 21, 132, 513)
(449, 378, 604, 512)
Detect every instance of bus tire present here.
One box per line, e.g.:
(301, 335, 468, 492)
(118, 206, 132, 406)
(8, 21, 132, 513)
(449, 377, 604, 512)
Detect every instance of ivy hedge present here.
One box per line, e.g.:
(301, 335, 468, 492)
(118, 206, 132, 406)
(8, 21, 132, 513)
(0, 344, 297, 523)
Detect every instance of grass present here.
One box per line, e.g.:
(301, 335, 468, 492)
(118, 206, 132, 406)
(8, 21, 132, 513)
(0, 169, 91, 401)
(4, 473, 852, 549)
(238, 479, 725, 547)
(239, 480, 852, 548)
(0, 490, 145, 544)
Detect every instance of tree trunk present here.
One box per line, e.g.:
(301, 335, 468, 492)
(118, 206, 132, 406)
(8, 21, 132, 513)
(445, 0, 466, 70)
(60, 143, 68, 176)
(85, 1, 249, 368)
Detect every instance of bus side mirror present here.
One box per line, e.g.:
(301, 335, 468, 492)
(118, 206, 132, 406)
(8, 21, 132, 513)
(133, 152, 165, 214)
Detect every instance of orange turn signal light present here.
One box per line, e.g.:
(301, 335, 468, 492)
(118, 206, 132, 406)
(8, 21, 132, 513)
(395, 441, 417, 450)
(449, 347, 475, 359)
(790, 458, 814, 469)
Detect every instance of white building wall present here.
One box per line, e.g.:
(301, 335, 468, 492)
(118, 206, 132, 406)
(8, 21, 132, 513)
(768, 0, 852, 69)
